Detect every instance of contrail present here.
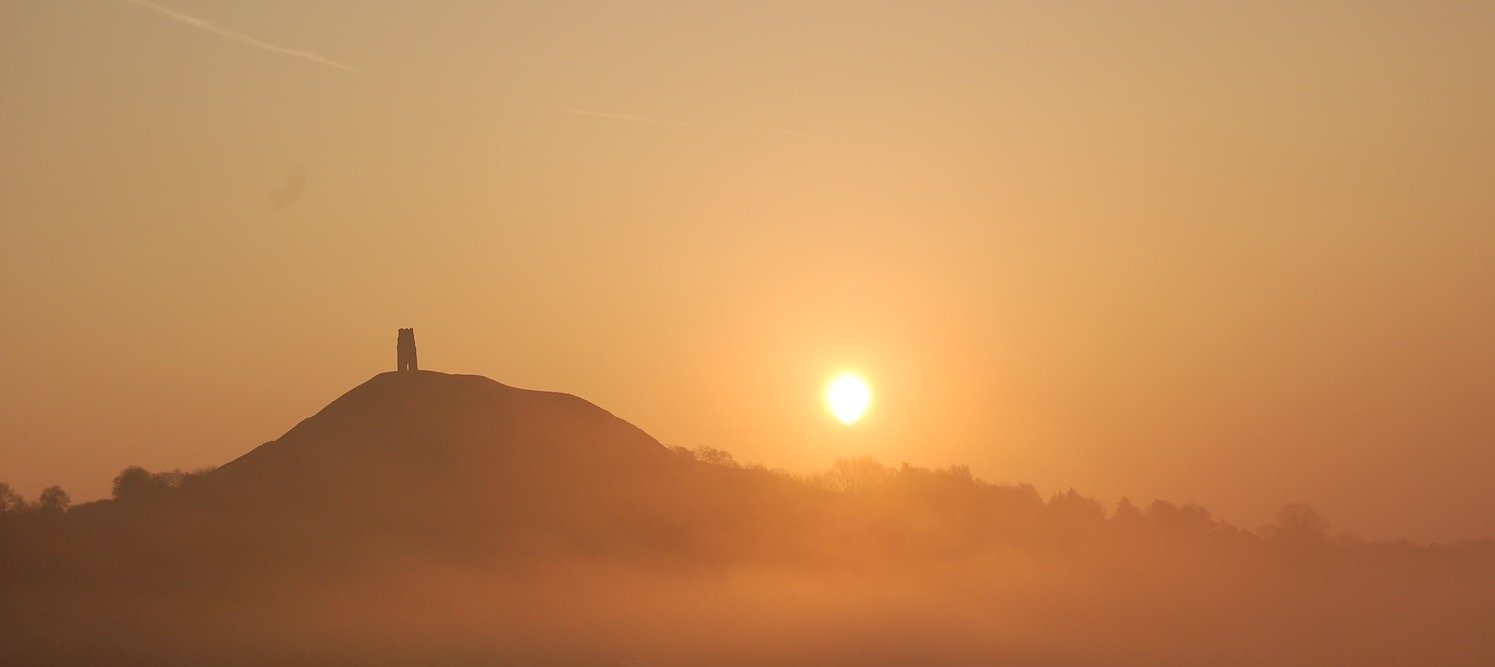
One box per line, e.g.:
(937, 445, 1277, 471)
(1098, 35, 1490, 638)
(122, 0, 362, 74)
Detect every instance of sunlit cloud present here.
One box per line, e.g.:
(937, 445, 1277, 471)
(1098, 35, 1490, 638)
(122, 0, 362, 74)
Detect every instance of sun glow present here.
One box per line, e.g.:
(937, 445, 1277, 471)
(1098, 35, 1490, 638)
(825, 374, 871, 426)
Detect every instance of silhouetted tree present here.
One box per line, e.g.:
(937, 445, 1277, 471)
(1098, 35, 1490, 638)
(1268, 503, 1329, 543)
(1143, 500, 1215, 535)
(158, 470, 186, 488)
(691, 446, 739, 468)
(808, 457, 891, 494)
(112, 466, 170, 503)
(0, 482, 23, 514)
(1048, 489, 1106, 525)
(36, 486, 70, 514)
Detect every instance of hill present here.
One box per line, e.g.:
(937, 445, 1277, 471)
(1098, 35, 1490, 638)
(82, 371, 832, 568)
(2, 370, 1492, 665)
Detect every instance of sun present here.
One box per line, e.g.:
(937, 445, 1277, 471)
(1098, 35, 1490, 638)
(825, 373, 871, 426)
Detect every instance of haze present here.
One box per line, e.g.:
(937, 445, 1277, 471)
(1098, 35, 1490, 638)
(3, 1, 1494, 543)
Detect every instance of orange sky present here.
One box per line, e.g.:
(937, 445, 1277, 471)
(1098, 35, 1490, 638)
(2, 1, 1493, 542)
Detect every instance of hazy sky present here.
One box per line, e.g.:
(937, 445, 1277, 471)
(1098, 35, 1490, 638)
(3, 1, 1493, 542)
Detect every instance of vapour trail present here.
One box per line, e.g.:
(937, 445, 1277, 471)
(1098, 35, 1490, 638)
(122, 0, 362, 74)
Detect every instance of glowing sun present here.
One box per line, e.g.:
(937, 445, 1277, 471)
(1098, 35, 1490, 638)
(826, 373, 871, 425)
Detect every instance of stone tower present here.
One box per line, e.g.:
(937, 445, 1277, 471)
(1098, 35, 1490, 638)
(396, 328, 418, 372)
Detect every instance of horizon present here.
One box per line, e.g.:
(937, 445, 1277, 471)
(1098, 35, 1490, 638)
(7, 343, 1490, 546)
(6, 352, 1492, 665)
(5, 2, 1495, 546)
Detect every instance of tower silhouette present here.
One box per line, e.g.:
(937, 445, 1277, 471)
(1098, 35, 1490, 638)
(396, 328, 418, 372)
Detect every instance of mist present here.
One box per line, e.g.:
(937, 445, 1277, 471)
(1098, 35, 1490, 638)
(5, 448, 1491, 665)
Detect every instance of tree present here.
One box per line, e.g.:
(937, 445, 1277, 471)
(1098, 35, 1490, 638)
(1143, 500, 1215, 535)
(0, 482, 24, 514)
(1048, 489, 1106, 525)
(112, 466, 168, 502)
(37, 486, 70, 514)
(1269, 503, 1329, 543)
(691, 446, 739, 468)
(810, 457, 890, 494)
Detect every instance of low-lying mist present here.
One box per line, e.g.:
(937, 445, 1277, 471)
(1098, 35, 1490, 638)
(4, 452, 1491, 666)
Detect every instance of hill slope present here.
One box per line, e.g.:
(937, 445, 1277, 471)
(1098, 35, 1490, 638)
(183, 370, 826, 561)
